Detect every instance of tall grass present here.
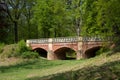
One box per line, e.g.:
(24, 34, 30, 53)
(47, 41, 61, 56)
(0, 43, 5, 54)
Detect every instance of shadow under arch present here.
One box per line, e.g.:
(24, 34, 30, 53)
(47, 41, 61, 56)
(54, 47, 77, 60)
(84, 46, 101, 58)
(33, 48, 47, 58)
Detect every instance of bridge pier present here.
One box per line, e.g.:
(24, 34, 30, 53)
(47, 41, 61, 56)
(77, 37, 83, 60)
(47, 38, 55, 60)
(47, 50, 55, 60)
(76, 50, 83, 60)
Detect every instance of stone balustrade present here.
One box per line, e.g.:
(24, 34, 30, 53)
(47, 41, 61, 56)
(27, 38, 49, 44)
(52, 37, 78, 43)
(26, 36, 106, 44)
(83, 36, 103, 41)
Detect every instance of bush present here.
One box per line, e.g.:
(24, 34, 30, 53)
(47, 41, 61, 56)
(21, 51, 39, 59)
(96, 47, 110, 55)
(17, 40, 31, 55)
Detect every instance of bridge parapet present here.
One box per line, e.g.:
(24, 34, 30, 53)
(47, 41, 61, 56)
(26, 36, 106, 46)
(82, 36, 112, 41)
(27, 37, 80, 45)
(53, 37, 79, 43)
(83, 36, 103, 41)
(26, 38, 49, 45)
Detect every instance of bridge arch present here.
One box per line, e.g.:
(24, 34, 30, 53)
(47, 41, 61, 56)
(83, 46, 101, 58)
(33, 48, 47, 58)
(54, 47, 77, 60)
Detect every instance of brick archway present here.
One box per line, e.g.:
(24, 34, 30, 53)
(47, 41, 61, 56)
(53, 47, 77, 60)
(53, 42, 78, 52)
(33, 48, 48, 58)
(30, 44, 48, 52)
(83, 46, 102, 58)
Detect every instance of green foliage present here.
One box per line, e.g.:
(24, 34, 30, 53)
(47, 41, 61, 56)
(82, 0, 120, 52)
(0, 43, 38, 59)
(17, 40, 30, 54)
(21, 51, 39, 59)
(32, 0, 75, 38)
(0, 7, 10, 43)
(17, 40, 42, 59)
(96, 47, 110, 55)
(82, 0, 99, 36)
(67, 0, 84, 36)
(1, 0, 120, 54)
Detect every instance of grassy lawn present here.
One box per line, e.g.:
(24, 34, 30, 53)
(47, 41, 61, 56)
(0, 52, 120, 80)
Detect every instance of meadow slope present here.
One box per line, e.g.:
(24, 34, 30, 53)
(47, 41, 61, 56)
(0, 52, 120, 80)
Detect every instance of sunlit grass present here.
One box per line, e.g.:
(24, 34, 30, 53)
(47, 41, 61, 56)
(0, 52, 120, 80)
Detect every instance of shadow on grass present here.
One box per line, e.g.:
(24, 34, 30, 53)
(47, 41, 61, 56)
(25, 60, 120, 80)
(0, 59, 63, 73)
(0, 59, 38, 73)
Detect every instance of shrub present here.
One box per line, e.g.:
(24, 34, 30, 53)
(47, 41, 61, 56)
(96, 47, 110, 55)
(21, 51, 39, 59)
(17, 40, 31, 55)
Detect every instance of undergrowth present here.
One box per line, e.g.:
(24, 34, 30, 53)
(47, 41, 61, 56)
(0, 40, 39, 59)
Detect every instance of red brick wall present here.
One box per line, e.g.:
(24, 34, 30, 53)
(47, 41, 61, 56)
(82, 41, 102, 53)
(30, 44, 48, 51)
(52, 42, 78, 52)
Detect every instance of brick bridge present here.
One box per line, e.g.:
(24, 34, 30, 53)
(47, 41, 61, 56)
(26, 37, 109, 60)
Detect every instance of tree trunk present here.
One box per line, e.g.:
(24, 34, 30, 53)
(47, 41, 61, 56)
(28, 20, 30, 39)
(14, 21, 18, 43)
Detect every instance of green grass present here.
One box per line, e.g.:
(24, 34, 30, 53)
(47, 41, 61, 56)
(0, 59, 83, 80)
(0, 52, 120, 80)
(42, 60, 120, 80)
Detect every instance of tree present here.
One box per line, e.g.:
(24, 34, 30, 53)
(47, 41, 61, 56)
(81, 0, 98, 36)
(97, 0, 120, 51)
(82, 0, 120, 51)
(32, 0, 74, 38)
(67, 0, 84, 36)
(0, 2, 9, 43)
(21, 0, 35, 39)
(5, 0, 26, 43)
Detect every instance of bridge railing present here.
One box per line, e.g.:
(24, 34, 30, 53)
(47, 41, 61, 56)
(26, 37, 79, 44)
(27, 38, 49, 44)
(83, 36, 102, 41)
(26, 36, 110, 45)
(52, 37, 78, 43)
(82, 36, 112, 41)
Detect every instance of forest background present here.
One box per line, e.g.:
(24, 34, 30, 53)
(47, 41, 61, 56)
(0, 0, 120, 50)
